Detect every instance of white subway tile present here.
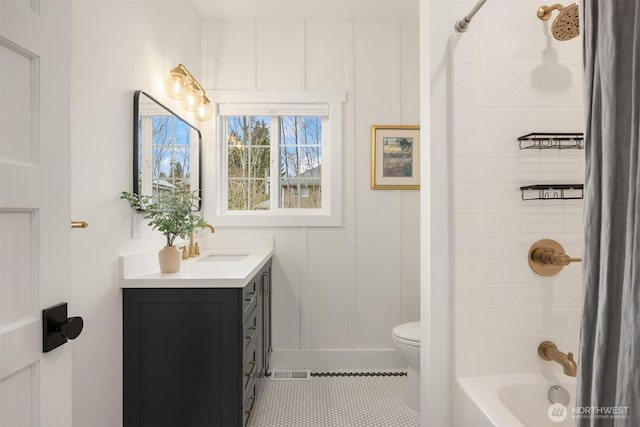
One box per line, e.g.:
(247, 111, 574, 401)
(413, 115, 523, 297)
(454, 132, 483, 159)
(454, 107, 477, 134)
(456, 361, 488, 377)
(456, 334, 490, 361)
(487, 286, 542, 307)
(456, 309, 489, 336)
(483, 158, 519, 184)
(455, 158, 487, 184)
(456, 184, 524, 210)
(485, 333, 551, 359)
(456, 287, 491, 309)
(474, 133, 521, 159)
(455, 260, 493, 286)
(453, 34, 585, 377)
(484, 358, 544, 375)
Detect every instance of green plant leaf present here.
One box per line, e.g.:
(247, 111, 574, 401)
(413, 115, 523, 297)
(120, 189, 205, 246)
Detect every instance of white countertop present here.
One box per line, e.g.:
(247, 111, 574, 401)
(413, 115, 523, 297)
(119, 235, 273, 288)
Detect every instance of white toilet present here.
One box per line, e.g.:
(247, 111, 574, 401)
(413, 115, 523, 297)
(392, 321, 420, 411)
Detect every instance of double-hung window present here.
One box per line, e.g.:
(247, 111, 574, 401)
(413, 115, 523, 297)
(212, 91, 345, 227)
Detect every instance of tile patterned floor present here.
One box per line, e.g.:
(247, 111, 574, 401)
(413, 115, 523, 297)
(248, 369, 420, 427)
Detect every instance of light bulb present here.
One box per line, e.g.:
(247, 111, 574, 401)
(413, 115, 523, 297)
(164, 67, 187, 100)
(196, 98, 213, 121)
(180, 82, 200, 112)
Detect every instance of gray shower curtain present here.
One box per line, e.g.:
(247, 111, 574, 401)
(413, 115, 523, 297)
(578, 1, 640, 426)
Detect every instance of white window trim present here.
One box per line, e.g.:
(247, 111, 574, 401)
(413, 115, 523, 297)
(209, 91, 345, 227)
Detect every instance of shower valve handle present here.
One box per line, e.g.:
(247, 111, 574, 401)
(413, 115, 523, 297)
(528, 239, 581, 276)
(534, 249, 582, 266)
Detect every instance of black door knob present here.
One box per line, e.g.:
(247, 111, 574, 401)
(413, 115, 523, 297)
(59, 316, 84, 340)
(43, 302, 84, 352)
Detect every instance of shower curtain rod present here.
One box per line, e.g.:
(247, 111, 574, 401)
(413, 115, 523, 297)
(455, 0, 488, 32)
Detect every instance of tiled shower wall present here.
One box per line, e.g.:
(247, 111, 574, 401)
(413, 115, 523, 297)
(453, 34, 585, 376)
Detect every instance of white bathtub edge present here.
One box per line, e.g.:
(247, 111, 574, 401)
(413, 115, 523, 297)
(455, 376, 525, 427)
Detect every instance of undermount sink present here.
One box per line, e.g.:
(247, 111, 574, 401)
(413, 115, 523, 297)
(197, 253, 249, 262)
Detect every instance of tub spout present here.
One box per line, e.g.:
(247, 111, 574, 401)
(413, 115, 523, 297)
(538, 341, 577, 377)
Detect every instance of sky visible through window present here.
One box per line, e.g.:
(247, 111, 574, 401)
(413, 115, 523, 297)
(150, 116, 192, 194)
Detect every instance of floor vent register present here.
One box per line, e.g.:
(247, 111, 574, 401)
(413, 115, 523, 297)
(271, 370, 312, 380)
(270, 370, 407, 380)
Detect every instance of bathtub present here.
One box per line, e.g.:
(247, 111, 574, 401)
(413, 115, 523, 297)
(455, 374, 577, 427)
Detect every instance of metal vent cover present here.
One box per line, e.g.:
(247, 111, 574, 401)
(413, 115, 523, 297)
(270, 370, 407, 380)
(271, 370, 311, 380)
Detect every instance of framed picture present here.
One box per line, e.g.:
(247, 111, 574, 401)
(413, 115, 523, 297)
(370, 125, 420, 190)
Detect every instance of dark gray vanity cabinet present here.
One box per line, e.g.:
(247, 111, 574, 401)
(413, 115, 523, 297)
(123, 259, 272, 427)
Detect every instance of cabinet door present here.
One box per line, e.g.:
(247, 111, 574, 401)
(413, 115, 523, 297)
(123, 288, 240, 427)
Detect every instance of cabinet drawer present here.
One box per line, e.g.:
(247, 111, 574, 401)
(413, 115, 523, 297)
(242, 281, 258, 323)
(242, 382, 257, 427)
(242, 342, 257, 396)
(242, 318, 258, 366)
(242, 309, 258, 355)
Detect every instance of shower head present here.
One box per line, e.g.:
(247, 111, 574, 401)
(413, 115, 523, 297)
(537, 3, 580, 41)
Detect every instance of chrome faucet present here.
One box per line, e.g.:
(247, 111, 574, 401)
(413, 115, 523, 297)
(538, 341, 577, 377)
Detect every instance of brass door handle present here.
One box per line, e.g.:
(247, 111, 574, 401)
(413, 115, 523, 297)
(71, 221, 88, 229)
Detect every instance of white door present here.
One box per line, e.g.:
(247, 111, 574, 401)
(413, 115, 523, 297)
(0, 1, 73, 426)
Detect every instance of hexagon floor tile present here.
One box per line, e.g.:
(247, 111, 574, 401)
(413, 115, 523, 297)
(248, 369, 419, 427)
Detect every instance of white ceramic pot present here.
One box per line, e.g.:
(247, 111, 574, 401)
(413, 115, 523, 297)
(158, 245, 181, 273)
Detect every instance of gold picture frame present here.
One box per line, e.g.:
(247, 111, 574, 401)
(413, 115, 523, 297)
(370, 125, 420, 190)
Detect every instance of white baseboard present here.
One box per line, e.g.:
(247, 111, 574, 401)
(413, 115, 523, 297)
(270, 349, 406, 370)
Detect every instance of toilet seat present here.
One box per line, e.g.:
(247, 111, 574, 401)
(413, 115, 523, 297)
(392, 322, 420, 346)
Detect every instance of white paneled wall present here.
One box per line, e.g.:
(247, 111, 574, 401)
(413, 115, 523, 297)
(201, 11, 420, 363)
(453, 34, 584, 376)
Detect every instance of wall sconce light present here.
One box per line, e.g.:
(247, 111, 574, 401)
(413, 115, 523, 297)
(164, 64, 213, 121)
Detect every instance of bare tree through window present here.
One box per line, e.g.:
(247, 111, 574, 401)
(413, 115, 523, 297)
(226, 116, 271, 210)
(150, 116, 192, 195)
(225, 115, 322, 211)
(279, 116, 322, 209)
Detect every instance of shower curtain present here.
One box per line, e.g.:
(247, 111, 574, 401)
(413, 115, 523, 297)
(578, 1, 640, 426)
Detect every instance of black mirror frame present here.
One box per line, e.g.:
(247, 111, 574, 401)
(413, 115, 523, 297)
(133, 90, 203, 211)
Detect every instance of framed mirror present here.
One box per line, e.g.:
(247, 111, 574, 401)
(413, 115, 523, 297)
(133, 90, 202, 210)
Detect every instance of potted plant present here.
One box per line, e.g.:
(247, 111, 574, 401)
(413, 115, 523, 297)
(121, 188, 206, 273)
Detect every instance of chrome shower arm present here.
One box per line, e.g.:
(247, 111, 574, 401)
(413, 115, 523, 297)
(455, 0, 488, 32)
